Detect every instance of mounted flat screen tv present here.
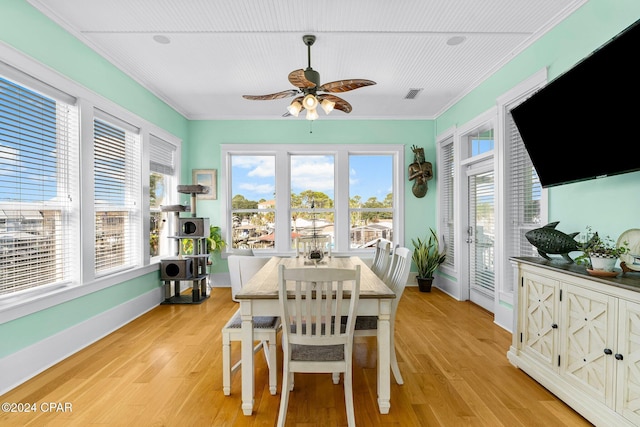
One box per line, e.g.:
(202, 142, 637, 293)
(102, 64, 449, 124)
(511, 18, 640, 188)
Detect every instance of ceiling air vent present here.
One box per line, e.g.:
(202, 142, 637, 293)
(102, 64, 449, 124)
(404, 88, 423, 100)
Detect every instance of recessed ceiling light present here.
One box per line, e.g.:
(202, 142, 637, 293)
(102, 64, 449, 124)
(446, 36, 466, 46)
(153, 35, 171, 45)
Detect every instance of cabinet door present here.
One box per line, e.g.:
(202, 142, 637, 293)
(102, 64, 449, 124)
(521, 271, 560, 370)
(616, 299, 640, 424)
(560, 284, 616, 406)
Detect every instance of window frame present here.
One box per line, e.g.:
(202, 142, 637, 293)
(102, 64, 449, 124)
(437, 134, 456, 275)
(0, 43, 181, 322)
(221, 144, 404, 257)
(496, 68, 549, 305)
(149, 135, 179, 262)
(0, 71, 79, 297)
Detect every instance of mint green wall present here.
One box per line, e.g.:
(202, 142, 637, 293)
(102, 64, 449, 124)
(436, 0, 640, 241)
(0, 275, 159, 358)
(1, 0, 639, 366)
(186, 119, 437, 273)
(0, 1, 187, 357)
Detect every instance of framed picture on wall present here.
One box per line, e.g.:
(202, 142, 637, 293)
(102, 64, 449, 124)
(192, 169, 217, 200)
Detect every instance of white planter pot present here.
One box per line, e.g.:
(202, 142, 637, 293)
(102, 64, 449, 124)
(589, 253, 617, 272)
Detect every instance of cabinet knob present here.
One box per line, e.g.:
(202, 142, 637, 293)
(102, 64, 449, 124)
(604, 348, 613, 355)
(615, 353, 624, 361)
(551, 323, 558, 329)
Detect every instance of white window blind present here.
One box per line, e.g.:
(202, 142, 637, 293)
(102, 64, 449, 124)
(439, 140, 455, 269)
(0, 73, 78, 295)
(469, 170, 495, 294)
(504, 110, 541, 292)
(149, 135, 176, 258)
(506, 112, 541, 254)
(94, 112, 141, 274)
(150, 134, 176, 175)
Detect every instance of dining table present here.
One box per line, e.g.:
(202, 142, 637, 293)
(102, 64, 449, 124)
(235, 255, 396, 416)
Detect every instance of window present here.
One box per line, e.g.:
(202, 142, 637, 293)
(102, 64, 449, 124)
(505, 111, 542, 262)
(349, 155, 393, 247)
(149, 135, 177, 258)
(0, 72, 78, 295)
(229, 155, 275, 250)
(0, 51, 181, 307)
(438, 138, 455, 270)
(93, 112, 141, 274)
(291, 154, 335, 250)
(470, 130, 494, 156)
(498, 69, 547, 298)
(223, 144, 403, 255)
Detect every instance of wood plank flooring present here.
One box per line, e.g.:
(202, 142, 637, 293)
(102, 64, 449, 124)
(0, 287, 592, 426)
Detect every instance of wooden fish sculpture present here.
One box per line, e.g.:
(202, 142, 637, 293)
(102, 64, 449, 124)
(525, 221, 580, 263)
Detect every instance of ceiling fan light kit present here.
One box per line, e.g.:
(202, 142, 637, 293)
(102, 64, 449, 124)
(243, 34, 375, 120)
(287, 101, 302, 117)
(306, 108, 319, 121)
(303, 93, 318, 110)
(320, 98, 335, 114)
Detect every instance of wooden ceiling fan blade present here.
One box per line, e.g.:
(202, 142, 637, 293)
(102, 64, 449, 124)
(242, 89, 299, 101)
(319, 79, 376, 93)
(288, 69, 316, 89)
(317, 94, 352, 113)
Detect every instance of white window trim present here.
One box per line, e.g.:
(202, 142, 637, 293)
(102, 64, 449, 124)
(221, 143, 405, 257)
(0, 42, 181, 323)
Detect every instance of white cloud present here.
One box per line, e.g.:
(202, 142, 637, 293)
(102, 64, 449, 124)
(234, 156, 275, 178)
(291, 156, 334, 192)
(239, 182, 274, 194)
(0, 144, 19, 175)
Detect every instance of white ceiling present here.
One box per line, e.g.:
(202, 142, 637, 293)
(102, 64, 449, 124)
(28, 0, 584, 120)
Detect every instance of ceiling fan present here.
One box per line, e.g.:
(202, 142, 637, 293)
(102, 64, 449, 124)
(242, 35, 376, 120)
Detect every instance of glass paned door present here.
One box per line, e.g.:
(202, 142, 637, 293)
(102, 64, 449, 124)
(468, 169, 495, 312)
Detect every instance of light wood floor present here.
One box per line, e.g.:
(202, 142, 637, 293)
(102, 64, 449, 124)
(0, 287, 592, 427)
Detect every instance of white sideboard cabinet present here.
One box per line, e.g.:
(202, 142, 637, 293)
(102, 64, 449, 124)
(508, 257, 640, 427)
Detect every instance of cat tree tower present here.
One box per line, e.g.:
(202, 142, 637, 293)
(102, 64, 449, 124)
(159, 184, 210, 304)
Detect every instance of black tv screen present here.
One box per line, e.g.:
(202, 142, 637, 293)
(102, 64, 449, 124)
(511, 18, 640, 188)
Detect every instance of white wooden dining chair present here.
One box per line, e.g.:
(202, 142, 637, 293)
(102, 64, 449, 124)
(222, 256, 280, 396)
(352, 246, 412, 384)
(370, 238, 392, 279)
(228, 253, 261, 302)
(277, 264, 361, 427)
(295, 235, 332, 258)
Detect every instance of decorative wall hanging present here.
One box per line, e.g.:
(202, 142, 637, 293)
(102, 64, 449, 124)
(191, 169, 217, 200)
(408, 145, 433, 198)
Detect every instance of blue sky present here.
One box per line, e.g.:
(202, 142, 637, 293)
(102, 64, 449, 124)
(232, 154, 392, 203)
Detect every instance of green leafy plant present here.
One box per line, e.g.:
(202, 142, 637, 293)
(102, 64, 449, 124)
(207, 225, 226, 254)
(575, 226, 629, 265)
(411, 228, 447, 279)
(181, 225, 226, 255)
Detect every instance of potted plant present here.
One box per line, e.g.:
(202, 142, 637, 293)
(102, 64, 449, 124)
(575, 226, 629, 273)
(411, 228, 447, 292)
(181, 225, 226, 264)
(207, 225, 227, 265)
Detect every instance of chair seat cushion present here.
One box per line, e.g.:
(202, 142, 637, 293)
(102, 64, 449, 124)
(291, 344, 344, 361)
(354, 316, 378, 330)
(340, 315, 378, 330)
(225, 312, 279, 330)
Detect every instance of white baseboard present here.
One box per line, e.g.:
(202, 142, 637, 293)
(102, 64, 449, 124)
(0, 287, 163, 395)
